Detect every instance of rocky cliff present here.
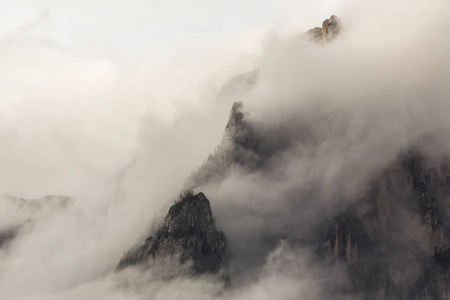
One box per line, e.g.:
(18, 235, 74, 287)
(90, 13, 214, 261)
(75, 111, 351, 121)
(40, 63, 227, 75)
(306, 15, 341, 42)
(322, 151, 450, 299)
(118, 192, 226, 276)
(183, 102, 258, 191)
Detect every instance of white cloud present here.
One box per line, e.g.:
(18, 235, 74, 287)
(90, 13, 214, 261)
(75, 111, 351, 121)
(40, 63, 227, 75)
(0, 0, 449, 298)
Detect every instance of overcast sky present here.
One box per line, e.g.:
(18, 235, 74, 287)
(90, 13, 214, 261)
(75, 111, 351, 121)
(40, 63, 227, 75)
(1, 0, 344, 61)
(0, 0, 348, 199)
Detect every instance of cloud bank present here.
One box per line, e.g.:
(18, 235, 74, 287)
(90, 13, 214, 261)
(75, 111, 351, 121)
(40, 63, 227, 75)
(0, 0, 450, 299)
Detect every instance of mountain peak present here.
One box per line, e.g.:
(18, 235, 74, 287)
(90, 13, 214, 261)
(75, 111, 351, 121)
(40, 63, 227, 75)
(306, 15, 341, 42)
(117, 192, 226, 276)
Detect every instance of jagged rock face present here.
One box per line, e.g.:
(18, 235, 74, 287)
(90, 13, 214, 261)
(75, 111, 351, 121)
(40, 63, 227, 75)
(184, 101, 306, 191)
(322, 15, 340, 40)
(183, 102, 260, 191)
(323, 151, 450, 299)
(306, 15, 341, 42)
(118, 193, 226, 275)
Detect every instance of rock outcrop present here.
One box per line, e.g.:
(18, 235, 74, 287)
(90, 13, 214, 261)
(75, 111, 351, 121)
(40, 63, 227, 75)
(306, 15, 341, 42)
(183, 102, 257, 191)
(185, 97, 309, 192)
(118, 192, 226, 276)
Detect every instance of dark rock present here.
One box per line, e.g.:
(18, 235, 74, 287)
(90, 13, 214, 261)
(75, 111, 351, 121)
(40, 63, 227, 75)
(322, 15, 340, 41)
(184, 100, 308, 191)
(183, 102, 259, 191)
(305, 15, 341, 42)
(117, 192, 226, 276)
(322, 151, 450, 299)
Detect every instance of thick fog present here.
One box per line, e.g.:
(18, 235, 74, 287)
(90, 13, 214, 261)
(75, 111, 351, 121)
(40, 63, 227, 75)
(1, 0, 450, 299)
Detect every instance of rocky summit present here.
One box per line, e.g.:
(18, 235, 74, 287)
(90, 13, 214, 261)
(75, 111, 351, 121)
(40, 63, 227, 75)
(117, 192, 226, 276)
(306, 15, 341, 42)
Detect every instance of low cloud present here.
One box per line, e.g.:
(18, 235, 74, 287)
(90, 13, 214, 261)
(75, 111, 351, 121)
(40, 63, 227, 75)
(0, 0, 449, 299)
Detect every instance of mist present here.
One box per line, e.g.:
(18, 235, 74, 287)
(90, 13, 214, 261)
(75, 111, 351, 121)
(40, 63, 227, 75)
(0, 0, 450, 299)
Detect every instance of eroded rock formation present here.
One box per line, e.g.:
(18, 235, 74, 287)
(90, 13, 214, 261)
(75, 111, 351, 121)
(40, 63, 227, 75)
(118, 192, 226, 276)
(306, 15, 341, 42)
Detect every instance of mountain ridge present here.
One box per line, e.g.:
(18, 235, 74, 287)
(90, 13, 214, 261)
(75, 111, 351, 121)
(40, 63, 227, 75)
(117, 14, 450, 299)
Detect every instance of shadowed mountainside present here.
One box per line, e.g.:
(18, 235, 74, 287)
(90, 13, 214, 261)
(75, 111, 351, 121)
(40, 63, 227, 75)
(322, 151, 450, 299)
(117, 192, 226, 276)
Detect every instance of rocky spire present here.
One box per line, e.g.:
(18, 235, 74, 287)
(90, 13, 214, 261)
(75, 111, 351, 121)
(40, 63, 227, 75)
(306, 15, 341, 42)
(322, 15, 340, 41)
(117, 192, 226, 276)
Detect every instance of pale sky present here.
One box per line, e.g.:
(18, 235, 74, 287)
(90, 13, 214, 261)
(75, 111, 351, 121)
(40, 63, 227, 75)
(0, 0, 345, 198)
(1, 0, 344, 61)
